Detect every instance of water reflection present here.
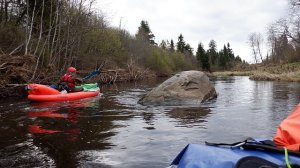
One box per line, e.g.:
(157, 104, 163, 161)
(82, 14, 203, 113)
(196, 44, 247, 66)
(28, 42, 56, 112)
(166, 107, 211, 128)
(21, 96, 135, 168)
(27, 108, 81, 142)
(26, 101, 89, 138)
(142, 112, 156, 130)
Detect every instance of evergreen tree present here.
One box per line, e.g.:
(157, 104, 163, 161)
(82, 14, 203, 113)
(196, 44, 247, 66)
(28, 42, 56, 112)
(208, 40, 218, 66)
(227, 43, 235, 60)
(226, 42, 236, 68)
(176, 34, 185, 53)
(170, 39, 175, 52)
(196, 42, 210, 71)
(159, 40, 167, 49)
(136, 20, 156, 45)
(166, 40, 170, 49)
(235, 55, 242, 62)
(185, 43, 193, 55)
(219, 45, 229, 69)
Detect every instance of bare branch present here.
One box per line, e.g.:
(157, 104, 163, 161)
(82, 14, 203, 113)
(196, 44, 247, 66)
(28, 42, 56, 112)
(0, 62, 7, 70)
(9, 44, 23, 55)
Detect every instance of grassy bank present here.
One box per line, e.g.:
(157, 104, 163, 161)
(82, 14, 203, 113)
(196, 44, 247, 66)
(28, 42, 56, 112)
(249, 70, 300, 82)
(212, 62, 300, 82)
(212, 71, 254, 77)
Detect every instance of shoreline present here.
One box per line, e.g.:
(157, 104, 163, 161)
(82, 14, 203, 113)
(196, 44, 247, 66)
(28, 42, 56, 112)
(212, 62, 300, 82)
(213, 70, 300, 82)
(4, 61, 300, 100)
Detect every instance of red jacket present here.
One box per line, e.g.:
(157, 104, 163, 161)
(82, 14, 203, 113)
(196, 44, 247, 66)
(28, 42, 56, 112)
(61, 73, 75, 88)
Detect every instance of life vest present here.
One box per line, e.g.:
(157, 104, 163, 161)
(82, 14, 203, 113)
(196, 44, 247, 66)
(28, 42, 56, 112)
(61, 73, 75, 88)
(274, 103, 300, 151)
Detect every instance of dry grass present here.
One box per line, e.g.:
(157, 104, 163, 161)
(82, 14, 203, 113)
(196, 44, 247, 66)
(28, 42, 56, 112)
(213, 62, 300, 82)
(249, 70, 300, 82)
(212, 71, 254, 77)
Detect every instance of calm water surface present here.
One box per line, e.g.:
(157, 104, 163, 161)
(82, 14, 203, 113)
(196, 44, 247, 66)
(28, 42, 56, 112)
(1, 76, 300, 168)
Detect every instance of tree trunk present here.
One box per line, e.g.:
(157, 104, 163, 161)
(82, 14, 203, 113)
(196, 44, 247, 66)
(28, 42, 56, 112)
(50, 1, 59, 62)
(34, 0, 44, 56)
(25, 0, 36, 55)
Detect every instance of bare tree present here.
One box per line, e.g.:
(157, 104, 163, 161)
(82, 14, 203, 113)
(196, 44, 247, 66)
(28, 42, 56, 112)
(267, 25, 277, 62)
(34, 0, 44, 56)
(248, 32, 264, 63)
(290, 0, 300, 7)
(266, 0, 300, 63)
(25, 0, 36, 55)
(289, 0, 300, 46)
(256, 33, 264, 62)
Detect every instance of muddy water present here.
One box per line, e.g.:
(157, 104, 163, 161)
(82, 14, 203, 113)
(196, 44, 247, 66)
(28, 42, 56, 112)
(0, 76, 300, 168)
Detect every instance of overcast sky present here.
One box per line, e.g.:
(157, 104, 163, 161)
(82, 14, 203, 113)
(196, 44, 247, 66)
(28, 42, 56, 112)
(96, 0, 289, 63)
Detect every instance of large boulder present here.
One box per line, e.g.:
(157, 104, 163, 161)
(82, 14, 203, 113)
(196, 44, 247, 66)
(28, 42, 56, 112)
(138, 71, 217, 105)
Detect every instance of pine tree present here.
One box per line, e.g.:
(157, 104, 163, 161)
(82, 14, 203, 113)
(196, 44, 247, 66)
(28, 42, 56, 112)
(196, 42, 210, 71)
(235, 55, 242, 62)
(176, 34, 185, 53)
(136, 20, 156, 45)
(170, 39, 175, 52)
(208, 40, 218, 66)
(160, 40, 167, 49)
(219, 45, 229, 69)
(185, 43, 193, 55)
(227, 43, 235, 60)
(226, 42, 236, 68)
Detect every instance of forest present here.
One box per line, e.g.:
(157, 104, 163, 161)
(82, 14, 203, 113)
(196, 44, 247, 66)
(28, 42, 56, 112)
(1, 0, 299, 87)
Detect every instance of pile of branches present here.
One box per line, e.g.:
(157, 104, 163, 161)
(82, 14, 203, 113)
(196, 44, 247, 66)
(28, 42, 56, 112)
(0, 54, 36, 87)
(83, 64, 156, 84)
(0, 54, 39, 98)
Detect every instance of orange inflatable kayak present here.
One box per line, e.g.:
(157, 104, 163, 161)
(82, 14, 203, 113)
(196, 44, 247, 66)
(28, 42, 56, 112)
(27, 83, 100, 102)
(274, 103, 300, 151)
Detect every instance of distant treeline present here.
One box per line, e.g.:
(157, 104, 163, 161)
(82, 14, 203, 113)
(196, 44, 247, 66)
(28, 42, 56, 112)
(0, 0, 245, 80)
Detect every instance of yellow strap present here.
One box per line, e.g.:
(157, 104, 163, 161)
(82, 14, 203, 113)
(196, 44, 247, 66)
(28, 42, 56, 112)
(284, 147, 292, 168)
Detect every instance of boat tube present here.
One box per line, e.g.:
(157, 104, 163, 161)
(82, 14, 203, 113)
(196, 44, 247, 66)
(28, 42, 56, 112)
(27, 83, 100, 102)
(171, 138, 300, 168)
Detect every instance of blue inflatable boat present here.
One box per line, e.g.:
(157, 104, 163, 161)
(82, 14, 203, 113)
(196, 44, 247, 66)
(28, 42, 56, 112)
(171, 138, 300, 168)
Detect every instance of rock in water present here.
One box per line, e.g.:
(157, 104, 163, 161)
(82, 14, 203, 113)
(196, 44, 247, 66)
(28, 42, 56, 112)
(138, 71, 217, 105)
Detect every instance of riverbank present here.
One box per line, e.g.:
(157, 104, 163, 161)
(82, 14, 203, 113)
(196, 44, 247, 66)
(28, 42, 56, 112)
(0, 54, 156, 99)
(213, 62, 300, 82)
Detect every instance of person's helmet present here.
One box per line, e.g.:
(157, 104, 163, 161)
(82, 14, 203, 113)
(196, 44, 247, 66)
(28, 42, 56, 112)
(68, 67, 76, 72)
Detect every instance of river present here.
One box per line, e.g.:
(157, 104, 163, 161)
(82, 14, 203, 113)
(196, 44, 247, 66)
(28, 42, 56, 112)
(0, 76, 300, 168)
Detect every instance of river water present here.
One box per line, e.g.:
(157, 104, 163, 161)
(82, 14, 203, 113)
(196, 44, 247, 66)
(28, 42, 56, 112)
(0, 76, 300, 168)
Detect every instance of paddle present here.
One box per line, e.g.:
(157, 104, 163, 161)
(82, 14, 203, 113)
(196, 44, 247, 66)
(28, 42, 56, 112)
(81, 69, 101, 80)
(81, 61, 106, 81)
